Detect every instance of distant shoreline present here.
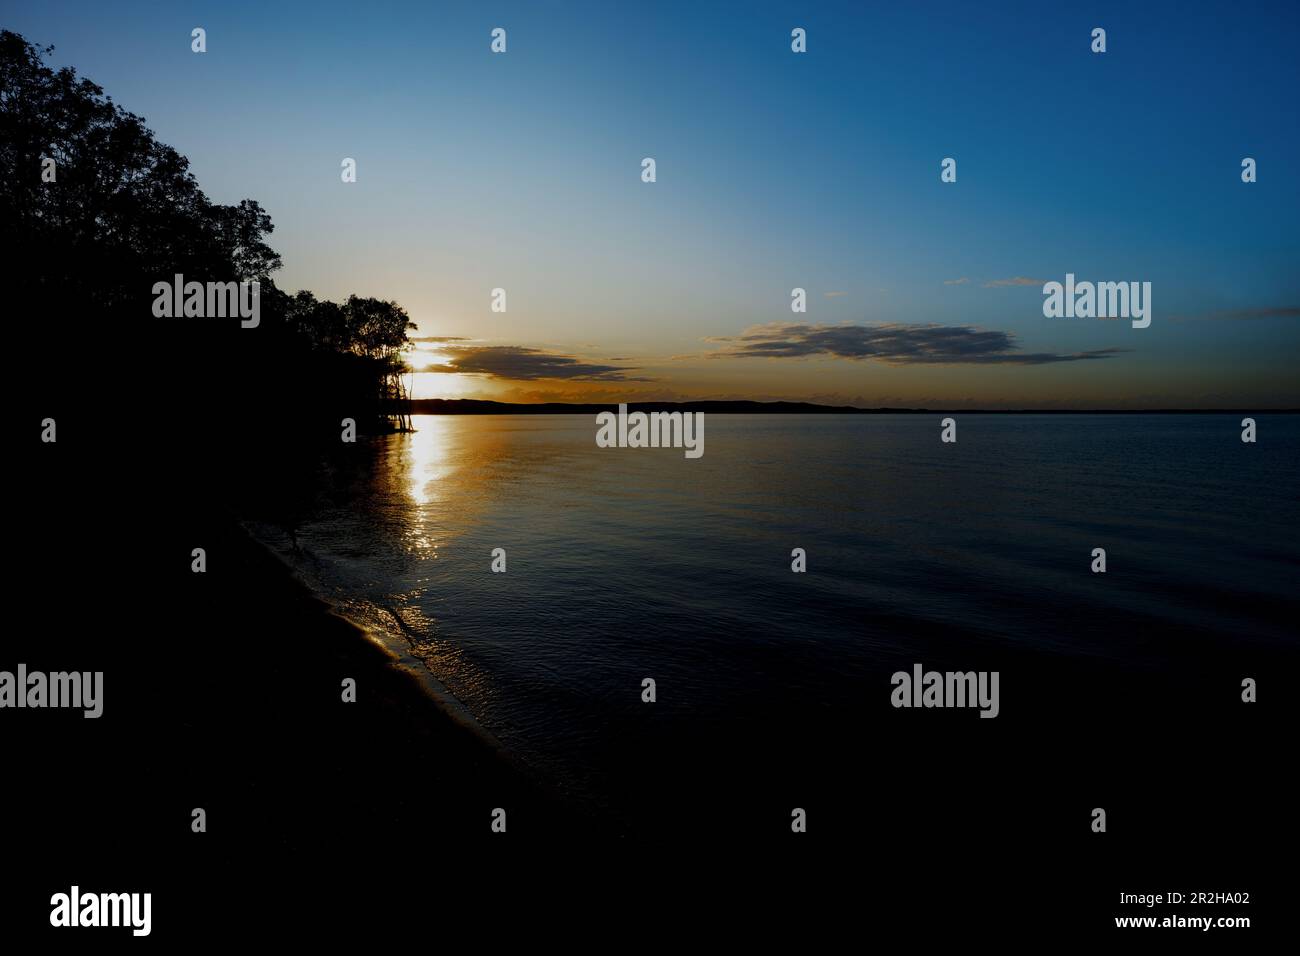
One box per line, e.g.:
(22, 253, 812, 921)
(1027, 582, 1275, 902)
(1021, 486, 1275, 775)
(407, 399, 1300, 415)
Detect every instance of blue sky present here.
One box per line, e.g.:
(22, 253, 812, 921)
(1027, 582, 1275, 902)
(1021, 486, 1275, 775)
(8, 0, 1299, 405)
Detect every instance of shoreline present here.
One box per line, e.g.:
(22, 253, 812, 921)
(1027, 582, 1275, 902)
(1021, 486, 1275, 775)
(244, 520, 514, 761)
(211, 516, 597, 842)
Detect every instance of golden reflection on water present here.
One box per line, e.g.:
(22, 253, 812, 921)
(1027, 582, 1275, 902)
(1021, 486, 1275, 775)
(386, 415, 513, 562)
(404, 415, 457, 507)
(370, 415, 516, 714)
(392, 416, 460, 561)
(365, 414, 534, 570)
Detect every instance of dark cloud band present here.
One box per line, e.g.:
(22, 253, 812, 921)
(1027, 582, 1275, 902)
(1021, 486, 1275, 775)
(706, 323, 1128, 365)
(423, 345, 648, 381)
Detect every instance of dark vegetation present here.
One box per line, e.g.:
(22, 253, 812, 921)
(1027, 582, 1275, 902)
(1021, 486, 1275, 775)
(4, 32, 565, 919)
(2, 28, 413, 533)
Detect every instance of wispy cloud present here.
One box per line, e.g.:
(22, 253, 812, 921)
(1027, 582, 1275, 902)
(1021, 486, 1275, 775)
(706, 322, 1129, 365)
(943, 277, 970, 285)
(1168, 306, 1300, 323)
(824, 290, 849, 297)
(982, 276, 1047, 288)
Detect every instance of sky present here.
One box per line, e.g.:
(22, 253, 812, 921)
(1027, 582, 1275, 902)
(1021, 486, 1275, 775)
(8, 0, 1299, 406)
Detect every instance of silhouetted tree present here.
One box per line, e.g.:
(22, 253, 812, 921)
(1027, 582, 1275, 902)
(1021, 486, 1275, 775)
(2, 29, 417, 540)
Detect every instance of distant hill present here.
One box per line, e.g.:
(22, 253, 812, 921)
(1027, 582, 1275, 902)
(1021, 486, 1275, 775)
(405, 399, 1297, 415)
(407, 399, 922, 415)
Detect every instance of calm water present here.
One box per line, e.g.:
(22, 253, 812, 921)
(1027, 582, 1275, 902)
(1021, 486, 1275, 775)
(261, 414, 1299, 810)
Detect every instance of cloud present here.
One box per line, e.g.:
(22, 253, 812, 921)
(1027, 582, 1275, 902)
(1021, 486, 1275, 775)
(824, 291, 849, 297)
(943, 277, 970, 285)
(423, 345, 650, 381)
(410, 335, 471, 343)
(705, 322, 1129, 365)
(982, 276, 1047, 287)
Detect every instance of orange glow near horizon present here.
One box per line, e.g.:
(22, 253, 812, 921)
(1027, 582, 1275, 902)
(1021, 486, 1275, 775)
(408, 370, 498, 401)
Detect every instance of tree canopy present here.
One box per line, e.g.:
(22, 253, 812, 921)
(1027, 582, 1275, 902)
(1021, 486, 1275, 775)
(2, 28, 414, 440)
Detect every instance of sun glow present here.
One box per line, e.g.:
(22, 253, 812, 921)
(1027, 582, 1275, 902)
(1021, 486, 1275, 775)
(410, 350, 451, 370)
(408, 370, 493, 400)
(403, 345, 493, 399)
